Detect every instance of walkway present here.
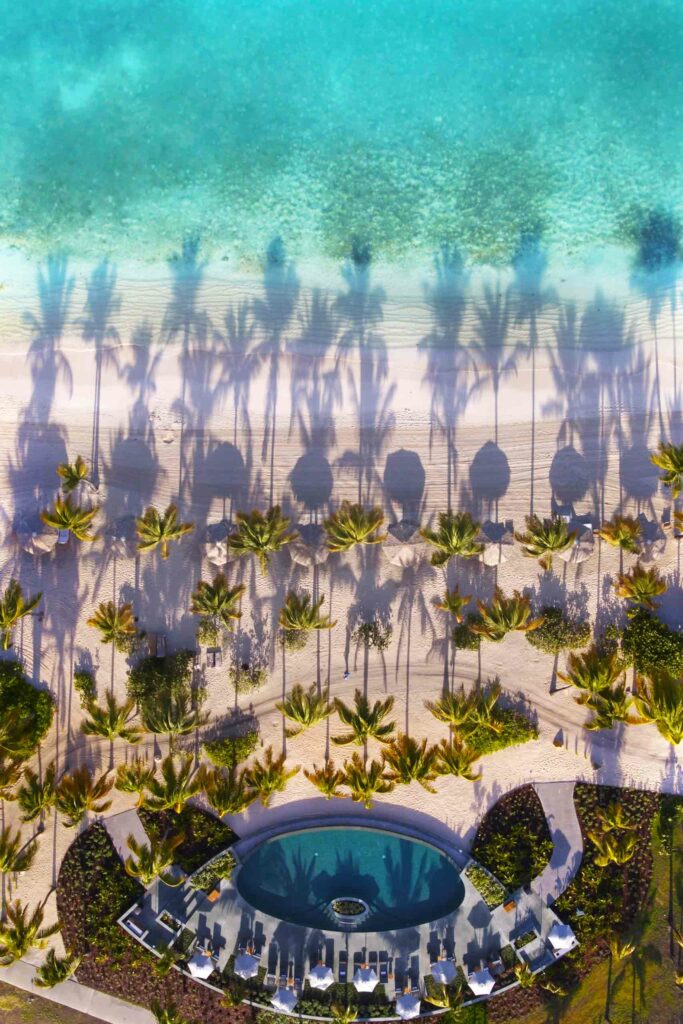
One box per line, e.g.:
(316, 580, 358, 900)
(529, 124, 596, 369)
(104, 808, 149, 864)
(531, 782, 584, 906)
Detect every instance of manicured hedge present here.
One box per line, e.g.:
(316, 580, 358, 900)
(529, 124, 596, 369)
(0, 659, 54, 758)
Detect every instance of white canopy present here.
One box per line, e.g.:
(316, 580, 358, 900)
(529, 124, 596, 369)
(382, 520, 430, 568)
(638, 536, 667, 565)
(353, 965, 378, 992)
(548, 921, 576, 951)
(431, 959, 456, 985)
(204, 520, 233, 567)
(307, 963, 335, 990)
(396, 993, 421, 1019)
(234, 952, 260, 979)
(558, 528, 594, 565)
(467, 968, 495, 995)
(478, 521, 514, 567)
(271, 987, 298, 1013)
(188, 950, 215, 979)
(290, 524, 330, 568)
(17, 529, 57, 556)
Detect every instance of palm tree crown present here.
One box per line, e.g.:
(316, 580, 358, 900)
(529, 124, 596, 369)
(332, 691, 396, 746)
(277, 683, 331, 737)
(200, 766, 256, 816)
(33, 948, 82, 988)
(143, 755, 203, 814)
(383, 734, 440, 792)
(81, 693, 143, 744)
(0, 901, 59, 966)
(0, 825, 37, 874)
(0, 579, 41, 651)
(190, 574, 245, 643)
(86, 601, 138, 653)
(651, 441, 683, 498)
(342, 752, 394, 808)
(125, 832, 185, 887)
(245, 748, 300, 807)
(278, 592, 336, 634)
(596, 513, 641, 554)
(229, 506, 296, 574)
(41, 495, 98, 541)
(56, 455, 90, 494)
(323, 502, 386, 553)
(17, 763, 56, 823)
(435, 586, 472, 623)
(634, 671, 683, 745)
(136, 504, 194, 559)
(141, 692, 209, 747)
(515, 514, 577, 571)
(615, 564, 667, 615)
(470, 589, 544, 642)
(115, 757, 156, 807)
(420, 511, 483, 567)
(558, 646, 625, 696)
(55, 766, 114, 827)
(436, 737, 482, 781)
(303, 760, 347, 799)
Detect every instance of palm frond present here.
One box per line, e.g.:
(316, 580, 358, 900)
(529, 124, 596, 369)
(323, 502, 386, 553)
(228, 506, 296, 574)
(136, 504, 194, 559)
(420, 511, 483, 567)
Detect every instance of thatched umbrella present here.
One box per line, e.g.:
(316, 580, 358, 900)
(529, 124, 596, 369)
(17, 527, 57, 557)
(478, 521, 514, 567)
(289, 523, 329, 568)
(558, 527, 594, 565)
(204, 519, 232, 567)
(382, 520, 430, 568)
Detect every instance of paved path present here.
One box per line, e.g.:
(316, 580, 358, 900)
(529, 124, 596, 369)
(531, 782, 583, 906)
(104, 808, 149, 864)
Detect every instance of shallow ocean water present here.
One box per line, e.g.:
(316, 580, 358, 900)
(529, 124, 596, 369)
(2, 0, 683, 271)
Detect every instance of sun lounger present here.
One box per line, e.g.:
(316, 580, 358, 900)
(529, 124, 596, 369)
(379, 952, 388, 985)
(369, 951, 378, 974)
(338, 950, 347, 983)
(57, 529, 69, 545)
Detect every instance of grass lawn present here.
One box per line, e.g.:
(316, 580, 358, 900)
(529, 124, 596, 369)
(0, 981, 108, 1024)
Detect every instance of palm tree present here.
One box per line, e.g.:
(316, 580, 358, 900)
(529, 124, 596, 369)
(558, 646, 624, 697)
(342, 753, 394, 808)
(136, 504, 194, 559)
(470, 589, 544, 642)
(303, 760, 347, 799)
(17, 765, 55, 823)
(33, 948, 82, 988)
(153, 943, 184, 978)
(151, 1003, 194, 1024)
(515, 514, 577, 571)
(276, 683, 331, 737)
(0, 901, 59, 965)
(332, 691, 396, 746)
(423, 980, 465, 1010)
(383, 734, 440, 792)
(245, 748, 300, 807)
(0, 579, 42, 651)
(143, 755, 203, 814)
(323, 502, 386, 553)
(582, 685, 635, 731)
(220, 979, 249, 1008)
(115, 757, 156, 807)
(608, 933, 636, 962)
(633, 671, 683, 745)
(125, 832, 185, 887)
(615, 564, 667, 615)
(588, 829, 637, 867)
(0, 758, 23, 802)
(81, 693, 143, 744)
(0, 826, 37, 873)
(651, 441, 683, 498)
(40, 495, 98, 541)
(141, 693, 209, 749)
(86, 601, 138, 652)
(200, 767, 256, 815)
(435, 586, 472, 623)
(191, 574, 245, 643)
(436, 737, 482, 781)
(0, 711, 36, 760)
(56, 455, 90, 494)
(596, 513, 642, 555)
(55, 766, 114, 827)
(278, 592, 336, 650)
(514, 962, 537, 989)
(595, 801, 636, 833)
(229, 506, 296, 574)
(420, 511, 483, 567)
(331, 1003, 358, 1024)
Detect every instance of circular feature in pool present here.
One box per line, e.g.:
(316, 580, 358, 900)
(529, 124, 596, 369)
(235, 826, 465, 931)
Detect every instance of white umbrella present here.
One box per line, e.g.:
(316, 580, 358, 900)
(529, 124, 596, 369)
(396, 993, 421, 1019)
(431, 959, 456, 985)
(290, 524, 330, 568)
(307, 963, 334, 990)
(17, 528, 57, 556)
(382, 520, 430, 568)
(638, 536, 667, 565)
(467, 968, 495, 996)
(188, 950, 215, 979)
(204, 520, 232, 567)
(558, 528, 594, 565)
(353, 965, 378, 992)
(478, 522, 514, 567)
(271, 987, 298, 1013)
(548, 922, 576, 951)
(234, 952, 260, 979)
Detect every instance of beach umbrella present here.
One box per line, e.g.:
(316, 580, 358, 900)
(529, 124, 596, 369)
(467, 968, 495, 996)
(396, 993, 421, 1020)
(353, 965, 378, 993)
(104, 515, 138, 559)
(187, 950, 215, 979)
(290, 523, 329, 568)
(204, 519, 232, 567)
(430, 959, 456, 985)
(271, 988, 298, 1013)
(234, 952, 260, 979)
(558, 528, 594, 565)
(17, 528, 57, 556)
(382, 520, 430, 568)
(478, 521, 514, 567)
(548, 922, 576, 951)
(307, 963, 334, 990)
(638, 536, 667, 565)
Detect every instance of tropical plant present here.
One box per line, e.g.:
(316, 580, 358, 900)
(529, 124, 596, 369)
(143, 755, 203, 814)
(125, 831, 185, 886)
(229, 506, 296, 574)
(587, 828, 637, 867)
(278, 593, 336, 653)
(423, 980, 465, 1010)
(0, 660, 53, 759)
(436, 737, 482, 781)
(0, 901, 59, 966)
(191, 574, 245, 644)
(0, 758, 23, 802)
(514, 962, 537, 989)
(200, 766, 256, 816)
(86, 601, 139, 653)
(557, 646, 624, 697)
(515, 514, 577, 571)
(470, 589, 544, 643)
(56, 454, 91, 494)
(0, 711, 38, 761)
(245, 747, 300, 807)
(55, 767, 113, 827)
(426, 686, 501, 734)
(202, 731, 259, 770)
(33, 948, 82, 988)
(40, 495, 98, 541)
(342, 752, 394, 808)
(115, 757, 156, 807)
(153, 943, 184, 978)
(150, 1003, 195, 1024)
(582, 685, 635, 731)
(0, 580, 42, 651)
(323, 502, 386, 553)
(331, 1003, 358, 1024)
(141, 692, 209, 747)
(0, 826, 37, 874)
(351, 619, 393, 651)
(136, 504, 194, 559)
(615, 564, 667, 615)
(651, 440, 683, 498)
(332, 690, 396, 746)
(383, 734, 440, 792)
(608, 933, 636, 962)
(595, 801, 636, 833)
(220, 979, 249, 1008)
(633, 671, 683, 745)
(525, 606, 591, 655)
(276, 683, 331, 737)
(597, 513, 642, 554)
(435, 586, 472, 623)
(17, 765, 56, 823)
(420, 511, 483, 567)
(81, 693, 143, 744)
(303, 760, 347, 799)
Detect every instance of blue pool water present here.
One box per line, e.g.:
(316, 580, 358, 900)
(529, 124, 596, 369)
(235, 826, 464, 931)
(2, 1, 683, 269)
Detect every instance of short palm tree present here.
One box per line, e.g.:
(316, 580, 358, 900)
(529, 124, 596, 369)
(0, 758, 23, 802)
(229, 506, 296, 574)
(608, 933, 636, 963)
(125, 831, 185, 887)
(331, 1003, 359, 1024)
(0, 579, 42, 651)
(200, 766, 256, 816)
(86, 601, 138, 652)
(582, 685, 635, 731)
(426, 688, 482, 730)
(81, 693, 143, 744)
(33, 948, 82, 988)
(278, 592, 336, 649)
(41, 495, 98, 541)
(515, 514, 577, 571)
(0, 826, 37, 874)
(420, 511, 483, 567)
(151, 1003, 194, 1024)
(56, 455, 90, 494)
(423, 980, 465, 1010)
(633, 671, 683, 745)
(558, 646, 624, 697)
(332, 691, 396, 746)
(153, 943, 184, 978)
(436, 737, 482, 781)
(245, 747, 300, 807)
(141, 693, 209, 748)
(342, 753, 394, 809)
(323, 502, 386, 553)
(303, 760, 347, 799)
(588, 828, 637, 867)
(595, 801, 636, 833)
(143, 755, 203, 814)
(55, 766, 114, 827)
(435, 586, 472, 623)
(0, 710, 36, 760)
(191, 574, 245, 644)
(277, 683, 331, 737)
(514, 962, 537, 989)
(0, 901, 59, 965)
(383, 734, 440, 792)
(470, 589, 544, 643)
(651, 441, 683, 498)
(596, 513, 642, 555)
(17, 765, 56, 824)
(136, 504, 194, 559)
(115, 757, 157, 807)
(615, 564, 667, 615)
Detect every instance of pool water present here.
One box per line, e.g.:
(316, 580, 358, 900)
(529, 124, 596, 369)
(235, 826, 465, 931)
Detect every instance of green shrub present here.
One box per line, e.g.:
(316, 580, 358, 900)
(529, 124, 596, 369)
(622, 610, 683, 675)
(0, 660, 54, 758)
(189, 850, 236, 891)
(352, 620, 393, 652)
(279, 629, 309, 652)
(466, 708, 538, 756)
(464, 863, 507, 908)
(453, 614, 482, 650)
(138, 805, 236, 874)
(471, 784, 553, 890)
(73, 668, 96, 707)
(126, 650, 194, 706)
(202, 730, 259, 769)
(228, 660, 268, 693)
(655, 795, 683, 856)
(526, 607, 590, 654)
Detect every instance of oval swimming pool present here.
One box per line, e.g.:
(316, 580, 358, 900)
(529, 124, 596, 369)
(235, 826, 464, 931)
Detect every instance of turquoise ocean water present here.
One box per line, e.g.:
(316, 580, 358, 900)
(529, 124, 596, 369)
(2, 0, 683, 271)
